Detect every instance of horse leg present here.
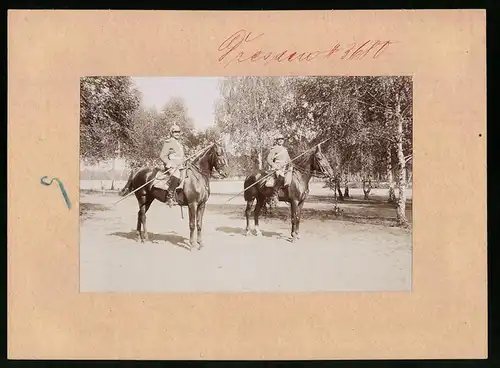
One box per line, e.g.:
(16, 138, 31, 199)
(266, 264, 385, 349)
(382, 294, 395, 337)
(294, 200, 305, 240)
(245, 199, 255, 236)
(254, 197, 264, 237)
(136, 195, 147, 242)
(142, 198, 154, 242)
(290, 200, 298, 242)
(136, 210, 142, 242)
(138, 196, 151, 243)
(188, 202, 197, 250)
(196, 201, 206, 249)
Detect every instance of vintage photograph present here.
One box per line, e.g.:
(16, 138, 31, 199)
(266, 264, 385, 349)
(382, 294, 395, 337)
(80, 76, 413, 292)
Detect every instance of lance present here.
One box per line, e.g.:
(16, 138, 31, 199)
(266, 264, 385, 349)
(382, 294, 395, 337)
(226, 136, 332, 202)
(114, 140, 221, 205)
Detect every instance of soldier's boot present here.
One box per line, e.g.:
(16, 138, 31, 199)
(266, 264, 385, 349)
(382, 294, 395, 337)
(269, 177, 282, 207)
(175, 169, 186, 193)
(165, 178, 180, 207)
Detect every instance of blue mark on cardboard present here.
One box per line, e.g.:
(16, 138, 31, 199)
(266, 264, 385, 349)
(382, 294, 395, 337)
(41, 176, 71, 209)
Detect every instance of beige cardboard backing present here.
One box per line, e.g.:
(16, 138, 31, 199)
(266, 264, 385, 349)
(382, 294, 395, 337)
(8, 10, 487, 359)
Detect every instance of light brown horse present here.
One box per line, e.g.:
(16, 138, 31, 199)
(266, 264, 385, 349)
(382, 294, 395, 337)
(119, 142, 228, 250)
(243, 145, 335, 242)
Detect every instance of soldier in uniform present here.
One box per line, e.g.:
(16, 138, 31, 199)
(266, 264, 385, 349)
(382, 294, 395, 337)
(160, 124, 187, 206)
(266, 133, 292, 203)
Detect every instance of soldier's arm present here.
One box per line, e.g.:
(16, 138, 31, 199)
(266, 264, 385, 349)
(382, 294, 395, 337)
(159, 141, 170, 165)
(267, 148, 276, 167)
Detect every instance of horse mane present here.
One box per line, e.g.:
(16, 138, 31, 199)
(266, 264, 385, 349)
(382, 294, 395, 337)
(292, 149, 315, 170)
(190, 143, 216, 175)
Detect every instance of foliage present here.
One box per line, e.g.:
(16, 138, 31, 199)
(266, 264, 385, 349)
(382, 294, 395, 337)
(80, 76, 141, 163)
(215, 76, 290, 169)
(122, 97, 200, 168)
(81, 75, 413, 225)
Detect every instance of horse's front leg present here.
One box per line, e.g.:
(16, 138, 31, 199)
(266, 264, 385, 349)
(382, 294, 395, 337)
(290, 200, 298, 242)
(294, 200, 305, 240)
(196, 201, 206, 250)
(188, 202, 197, 250)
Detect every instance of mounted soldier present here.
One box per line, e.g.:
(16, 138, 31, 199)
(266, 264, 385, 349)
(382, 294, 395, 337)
(266, 133, 293, 203)
(159, 124, 187, 207)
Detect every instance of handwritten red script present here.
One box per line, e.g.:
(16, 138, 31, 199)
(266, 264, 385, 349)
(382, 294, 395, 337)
(218, 29, 396, 68)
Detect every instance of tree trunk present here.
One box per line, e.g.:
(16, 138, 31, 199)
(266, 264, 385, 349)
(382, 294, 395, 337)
(336, 177, 344, 201)
(257, 148, 263, 170)
(110, 156, 116, 190)
(343, 168, 350, 198)
(362, 177, 372, 200)
(386, 144, 397, 203)
(395, 95, 409, 227)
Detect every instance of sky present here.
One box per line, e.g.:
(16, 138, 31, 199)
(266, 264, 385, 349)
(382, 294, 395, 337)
(131, 77, 222, 131)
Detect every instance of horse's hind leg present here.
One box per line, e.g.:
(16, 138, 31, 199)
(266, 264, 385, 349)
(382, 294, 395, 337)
(135, 195, 145, 242)
(290, 200, 298, 242)
(136, 210, 142, 242)
(245, 199, 255, 236)
(136, 195, 151, 243)
(142, 197, 154, 242)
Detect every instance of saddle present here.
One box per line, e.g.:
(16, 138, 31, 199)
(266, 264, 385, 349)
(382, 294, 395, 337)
(264, 175, 276, 188)
(152, 170, 171, 190)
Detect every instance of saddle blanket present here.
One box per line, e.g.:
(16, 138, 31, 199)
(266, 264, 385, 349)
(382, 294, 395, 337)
(152, 171, 170, 190)
(264, 176, 276, 187)
(264, 171, 293, 188)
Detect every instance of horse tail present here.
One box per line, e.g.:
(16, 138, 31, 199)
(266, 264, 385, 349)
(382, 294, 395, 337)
(119, 170, 135, 196)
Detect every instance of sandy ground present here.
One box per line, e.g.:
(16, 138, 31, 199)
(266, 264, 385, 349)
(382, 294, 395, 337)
(80, 181, 412, 292)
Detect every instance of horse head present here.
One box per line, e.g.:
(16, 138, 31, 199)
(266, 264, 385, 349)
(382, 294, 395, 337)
(209, 141, 229, 179)
(312, 144, 335, 179)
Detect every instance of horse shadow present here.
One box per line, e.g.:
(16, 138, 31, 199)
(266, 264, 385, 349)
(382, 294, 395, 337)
(215, 226, 284, 239)
(109, 231, 190, 250)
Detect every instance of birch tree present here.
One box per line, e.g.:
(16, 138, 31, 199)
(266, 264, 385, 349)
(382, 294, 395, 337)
(215, 77, 289, 170)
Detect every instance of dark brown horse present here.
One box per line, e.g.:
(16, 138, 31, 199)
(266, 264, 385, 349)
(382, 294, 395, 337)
(243, 145, 335, 242)
(119, 142, 228, 249)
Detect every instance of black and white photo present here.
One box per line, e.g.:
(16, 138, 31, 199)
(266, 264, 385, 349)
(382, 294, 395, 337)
(80, 76, 413, 292)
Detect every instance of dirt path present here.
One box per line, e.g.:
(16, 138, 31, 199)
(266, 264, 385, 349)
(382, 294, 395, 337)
(79, 184, 412, 292)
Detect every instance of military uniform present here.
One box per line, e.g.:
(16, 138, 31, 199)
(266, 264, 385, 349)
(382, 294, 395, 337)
(159, 124, 187, 206)
(267, 145, 291, 178)
(266, 133, 292, 201)
(160, 136, 185, 179)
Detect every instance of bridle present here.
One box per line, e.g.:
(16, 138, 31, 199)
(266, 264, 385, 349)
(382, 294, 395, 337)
(291, 152, 332, 179)
(187, 142, 227, 178)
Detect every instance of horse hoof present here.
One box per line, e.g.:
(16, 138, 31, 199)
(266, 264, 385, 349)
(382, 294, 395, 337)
(254, 230, 262, 237)
(245, 230, 251, 236)
(295, 233, 300, 240)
